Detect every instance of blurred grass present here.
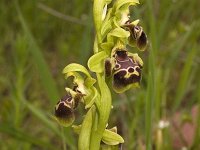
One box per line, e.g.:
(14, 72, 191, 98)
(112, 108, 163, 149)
(0, 0, 200, 150)
(15, 1, 60, 104)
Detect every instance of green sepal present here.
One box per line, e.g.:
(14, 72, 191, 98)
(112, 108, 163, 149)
(107, 28, 130, 45)
(65, 71, 84, 84)
(64, 72, 87, 97)
(107, 28, 130, 41)
(65, 71, 96, 89)
(63, 63, 96, 89)
(113, 0, 139, 12)
(112, 0, 139, 27)
(88, 51, 109, 73)
(63, 63, 92, 78)
(64, 70, 98, 108)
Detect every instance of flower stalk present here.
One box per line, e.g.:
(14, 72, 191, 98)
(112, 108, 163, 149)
(53, 0, 147, 149)
(93, 0, 104, 44)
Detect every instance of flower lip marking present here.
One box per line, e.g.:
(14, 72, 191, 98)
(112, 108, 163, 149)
(60, 93, 72, 102)
(128, 67, 134, 73)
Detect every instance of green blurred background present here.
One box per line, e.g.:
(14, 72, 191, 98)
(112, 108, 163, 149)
(0, 0, 200, 149)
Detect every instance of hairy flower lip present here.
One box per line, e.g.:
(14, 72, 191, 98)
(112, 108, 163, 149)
(110, 49, 142, 92)
(113, 68, 141, 86)
(54, 100, 75, 127)
(54, 94, 77, 127)
(55, 101, 74, 118)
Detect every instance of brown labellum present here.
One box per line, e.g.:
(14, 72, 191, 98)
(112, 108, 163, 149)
(112, 49, 142, 93)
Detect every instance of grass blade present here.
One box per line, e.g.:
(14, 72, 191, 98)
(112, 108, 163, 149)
(172, 46, 196, 111)
(15, 2, 59, 104)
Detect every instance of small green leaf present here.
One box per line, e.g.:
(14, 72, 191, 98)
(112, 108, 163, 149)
(88, 51, 108, 73)
(102, 128, 124, 145)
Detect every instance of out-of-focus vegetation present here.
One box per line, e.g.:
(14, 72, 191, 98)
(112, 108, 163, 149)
(0, 0, 200, 150)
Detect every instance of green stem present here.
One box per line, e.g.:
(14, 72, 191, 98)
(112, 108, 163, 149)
(78, 106, 95, 150)
(93, 0, 104, 44)
(93, 36, 99, 54)
(89, 1, 112, 149)
(90, 74, 112, 150)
